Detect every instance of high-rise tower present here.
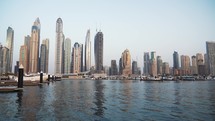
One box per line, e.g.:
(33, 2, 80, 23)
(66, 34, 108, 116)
(144, 52, 150, 76)
(40, 44, 46, 73)
(64, 38, 71, 74)
(42, 39, 49, 73)
(150, 51, 157, 77)
(94, 31, 104, 73)
(6, 27, 14, 72)
(71, 42, 82, 73)
(121, 49, 132, 76)
(19, 45, 28, 74)
(206, 41, 215, 76)
(173, 51, 180, 75)
(181, 55, 191, 75)
(29, 18, 40, 73)
(55, 18, 63, 74)
(85, 29, 91, 71)
(24, 35, 31, 73)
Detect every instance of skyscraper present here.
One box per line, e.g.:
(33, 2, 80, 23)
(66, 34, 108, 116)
(1, 46, 9, 74)
(94, 31, 104, 73)
(71, 42, 82, 73)
(6, 27, 14, 72)
(121, 49, 132, 76)
(80, 44, 84, 72)
(173, 51, 180, 75)
(19, 45, 28, 74)
(0, 44, 2, 74)
(110, 60, 118, 75)
(157, 56, 163, 75)
(55, 18, 64, 74)
(61, 34, 65, 74)
(24, 35, 31, 73)
(132, 61, 138, 75)
(150, 51, 157, 77)
(191, 56, 198, 75)
(40, 44, 46, 73)
(206, 41, 215, 76)
(204, 53, 209, 76)
(144, 52, 150, 76)
(85, 29, 91, 71)
(29, 18, 40, 73)
(181, 55, 191, 75)
(119, 58, 122, 75)
(64, 38, 71, 74)
(162, 62, 170, 75)
(42, 39, 49, 73)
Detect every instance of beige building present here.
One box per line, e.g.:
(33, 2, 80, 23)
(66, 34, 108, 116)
(42, 39, 49, 73)
(19, 45, 28, 74)
(29, 18, 40, 73)
(162, 62, 170, 75)
(121, 49, 132, 76)
(72, 43, 82, 73)
(181, 55, 191, 75)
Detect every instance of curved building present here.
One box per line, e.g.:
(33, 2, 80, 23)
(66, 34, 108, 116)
(85, 29, 91, 71)
(55, 18, 63, 74)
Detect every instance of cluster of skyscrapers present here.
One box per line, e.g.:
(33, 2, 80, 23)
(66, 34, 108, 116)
(1, 17, 215, 78)
(141, 43, 215, 77)
(18, 18, 49, 74)
(54, 18, 104, 75)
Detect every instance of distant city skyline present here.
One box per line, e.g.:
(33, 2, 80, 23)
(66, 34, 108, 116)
(0, 0, 215, 73)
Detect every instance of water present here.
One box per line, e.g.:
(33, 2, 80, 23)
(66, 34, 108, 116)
(0, 80, 215, 121)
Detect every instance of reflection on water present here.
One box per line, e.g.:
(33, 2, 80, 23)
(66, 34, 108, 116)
(0, 80, 215, 121)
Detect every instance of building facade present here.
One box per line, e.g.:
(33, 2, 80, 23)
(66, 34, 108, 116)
(55, 18, 64, 74)
(132, 61, 138, 75)
(157, 56, 163, 75)
(19, 45, 28, 74)
(162, 62, 170, 75)
(71, 43, 82, 73)
(181, 55, 191, 76)
(206, 41, 215, 76)
(110, 60, 118, 75)
(150, 51, 157, 77)
(1, 47, 10, 74)
(29, 18, 40, 73)
(24, 35, 31, 73)
(85, 29, 91, 72)
(191, 56, 198, 75)
(121, 49, 132, 76)
(173, 51, 180, 75)
(94, 31, 104, 73)
(143, 52, 150, 76)
(6, 27, 14, 73)
(64, 38, 71, 74)
(40, 44, 46, 73)
(42, 39, 49, 73)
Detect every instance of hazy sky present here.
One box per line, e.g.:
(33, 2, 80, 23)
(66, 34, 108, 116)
(0, 0, 215, 73)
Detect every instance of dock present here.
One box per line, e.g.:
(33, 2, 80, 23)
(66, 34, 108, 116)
(0, 87, 23, 92)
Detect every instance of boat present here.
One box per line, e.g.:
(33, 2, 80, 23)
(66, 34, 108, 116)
(181, 76, 195, 81)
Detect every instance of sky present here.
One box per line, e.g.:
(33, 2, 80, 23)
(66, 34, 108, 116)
(0, 0, 215, 73)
